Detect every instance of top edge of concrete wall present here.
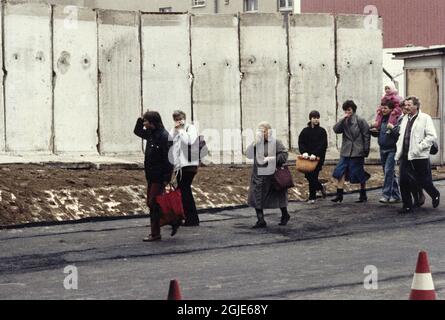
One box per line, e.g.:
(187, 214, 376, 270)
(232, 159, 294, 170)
(141, 11, 188, 15)
(289, 13, 334, 27)
(240, 13, 286, 27)
(191, 14, 239, 28)
(336, 14, 383, 30)
(5, 2, 51, 16)
(53, 5, 95, 21)
(97, 9, 139, 26)
(141, 13, 188, 27)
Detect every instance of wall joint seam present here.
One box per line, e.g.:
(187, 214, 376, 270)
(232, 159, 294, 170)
(50, 4, 55, 154)
(334, 15, 340, 151)
(237, 13, 243, 154)
(95, 9, 101, 155)
(189, 13, 194, 122)
(1, 0, 7, 152)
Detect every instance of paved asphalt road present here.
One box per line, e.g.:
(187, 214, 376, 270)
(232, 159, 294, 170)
(1, 182, 445, 300)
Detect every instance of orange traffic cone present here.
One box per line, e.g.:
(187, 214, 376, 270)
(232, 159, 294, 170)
(167, 279, 183, 300)
(409, 251, 437, 300)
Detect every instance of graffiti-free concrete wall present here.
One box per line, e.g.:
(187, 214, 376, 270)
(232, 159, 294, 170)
(98, 10, 141, 154)
(336, 15, 383, 154)
(289, 13, 337, 159)
(4, 3, 53, 153)
(53, 6, 98, 154)
(240, 13, 289, 148)
(141, 14, 192, 129)
(191, 14, 242, 158)
(0, 4, 383, 160)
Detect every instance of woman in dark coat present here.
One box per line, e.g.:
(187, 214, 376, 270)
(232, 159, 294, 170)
(331, 100, 371, 203)
(298, 110, 328, 203)
(134, 111, 174, 242)
(246, 122, 290, 228)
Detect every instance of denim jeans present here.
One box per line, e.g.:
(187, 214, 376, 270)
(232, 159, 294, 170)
(380, 150, 401, 200)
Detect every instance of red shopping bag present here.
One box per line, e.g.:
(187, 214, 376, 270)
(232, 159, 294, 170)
(156, 185, 185, 227)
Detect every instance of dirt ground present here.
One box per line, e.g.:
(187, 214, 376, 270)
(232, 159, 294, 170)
(1, 163, 445, 226)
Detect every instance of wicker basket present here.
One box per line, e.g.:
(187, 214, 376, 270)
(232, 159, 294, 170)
(296, 155, 320, 173)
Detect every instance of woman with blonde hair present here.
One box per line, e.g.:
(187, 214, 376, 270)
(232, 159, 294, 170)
(246, 122, 290, 228)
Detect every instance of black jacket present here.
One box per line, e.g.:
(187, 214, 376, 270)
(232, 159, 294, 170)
(298, 123, 328, 166)
(134, 118, 173, 183)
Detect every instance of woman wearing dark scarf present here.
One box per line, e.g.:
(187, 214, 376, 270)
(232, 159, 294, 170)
(134, 111, 174, 242)
(298, 110, 328, 204)
(246, 122, 290, 228)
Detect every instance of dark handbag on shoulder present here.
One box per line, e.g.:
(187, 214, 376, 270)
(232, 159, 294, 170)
(184, 126, 209, 164)
(272, 165, 295, 191)
(430, 141, 439, 155)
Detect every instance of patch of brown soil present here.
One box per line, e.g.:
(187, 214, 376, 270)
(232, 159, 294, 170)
(1, 164, 444, 226)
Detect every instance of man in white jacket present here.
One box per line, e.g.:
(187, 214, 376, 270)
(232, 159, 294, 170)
(170, 110, 200, 226)
(395, 96, 440, 213)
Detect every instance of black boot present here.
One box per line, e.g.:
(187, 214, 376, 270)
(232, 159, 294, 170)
(171, 220, 181, 237)
(356, 189, 368, 203)
(252, 209, 267, 228)
(331, 189, 344, 203)
(278, 208, 290, 226)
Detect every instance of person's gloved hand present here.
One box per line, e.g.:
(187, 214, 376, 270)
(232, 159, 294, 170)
(302, 153, 309, 159)
(310, 154, 316, 161)
(255, 131, 264, 144)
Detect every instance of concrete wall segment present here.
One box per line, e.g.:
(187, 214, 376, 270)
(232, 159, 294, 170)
(240, 13, 289, 149)
(141, 13, 192, 130)
(98, 9, 142, 154)
(336, 14, 383, 159)
(53, 6, 98, 154)
(191, 14, 241, 156)
(289, 13, 337, 159)
(4, 2, 53, 153)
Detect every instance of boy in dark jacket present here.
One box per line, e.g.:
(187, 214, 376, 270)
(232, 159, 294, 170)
(374, 100, 401, 203)
(134, 111, 174, 242)
(298, 111, 328, 203)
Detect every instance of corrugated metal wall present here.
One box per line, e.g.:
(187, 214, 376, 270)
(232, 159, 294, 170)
(301, 0, 445, 48)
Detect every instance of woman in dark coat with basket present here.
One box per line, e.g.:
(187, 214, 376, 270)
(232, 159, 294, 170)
(134, 111, 174, 242)
(246, 122, 290, 228)
(298, 110, 328, 204)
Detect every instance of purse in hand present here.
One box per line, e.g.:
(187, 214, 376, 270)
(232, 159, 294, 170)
(296, 155, 320, 173)
(156, 184, 186, 227)
(430, 141, 439, 155)
(272, 165, 295, 191)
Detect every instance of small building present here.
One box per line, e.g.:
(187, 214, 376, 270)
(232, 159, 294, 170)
(392, 46, 445, 165)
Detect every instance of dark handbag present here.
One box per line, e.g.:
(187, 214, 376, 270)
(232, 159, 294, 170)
(183, 127, 209, 164)
(156, 184, 186, 227)
(369, 128, 380, 138)
(272, 165, 295, 191)
(430, 141, 439, 155)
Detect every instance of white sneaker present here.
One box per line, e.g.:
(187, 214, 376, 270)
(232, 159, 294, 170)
(389, 198, 401, 204)
(308, 200, 316, 204)
(379, 197, 390, 204)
